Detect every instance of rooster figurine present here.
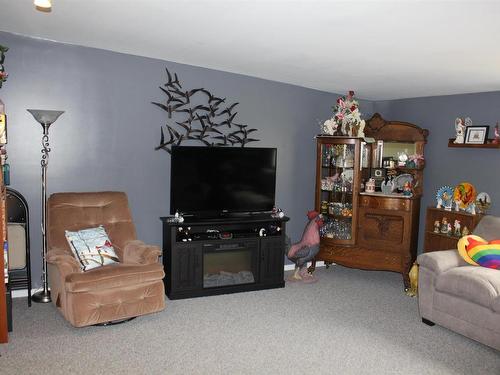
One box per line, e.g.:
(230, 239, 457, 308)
(286, 211, 324, 283)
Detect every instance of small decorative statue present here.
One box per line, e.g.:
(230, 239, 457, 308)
(402, 181, 413, 196)
(406, 263, 419, 297)
(454, 199, 461, 212)
(447, 222, 452, 236)
(397, 151, 409, 167)
(442, 190, 453, 211)
(440, 217, 449, 234)
(462, 226, 470, 236)
(271, 206, 285, 219)
(453, 219, 461, 237)
(493, 122, 499, 145)
(381, 178, 394, 195)
(454, 117, 466, 144)
(286, 211, 324, 283)
(466, 202, 476, 215)
(365, 178, 376, 193)
(165, 210, 184, 223)
(434, 220, 440, 233)
(436, 197, 443, 209)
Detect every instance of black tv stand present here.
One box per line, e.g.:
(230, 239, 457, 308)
(160, 215, 289, 299)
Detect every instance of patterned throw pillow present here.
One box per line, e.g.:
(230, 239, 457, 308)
(65, 226, 119, 271)
(457, 235, 500, 270)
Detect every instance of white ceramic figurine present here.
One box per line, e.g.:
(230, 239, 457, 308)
(454, 118, 466, 144)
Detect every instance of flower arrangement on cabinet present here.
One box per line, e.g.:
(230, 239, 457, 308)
(407, 154, 425, 168)
(322, 91, 365, 137)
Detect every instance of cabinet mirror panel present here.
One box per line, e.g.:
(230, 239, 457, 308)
(373, 141, 417, 168)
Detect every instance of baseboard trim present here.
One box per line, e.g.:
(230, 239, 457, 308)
(12, 262, 329, 298)
(284, 261, 326, 271)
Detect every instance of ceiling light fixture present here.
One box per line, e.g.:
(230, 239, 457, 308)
(34, 0, 52, 11)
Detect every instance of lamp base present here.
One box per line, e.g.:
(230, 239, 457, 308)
(32, 290, 51, 303)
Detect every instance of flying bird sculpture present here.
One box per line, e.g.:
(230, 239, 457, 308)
(153, 67, 260, 152)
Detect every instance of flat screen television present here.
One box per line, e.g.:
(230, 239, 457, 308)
(170, 146, 277, 217)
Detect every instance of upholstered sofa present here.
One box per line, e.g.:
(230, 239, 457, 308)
(417, 215, 500, 350)
(47, 192, 165, 327)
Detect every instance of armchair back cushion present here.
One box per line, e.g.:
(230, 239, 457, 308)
(472, 215, 500, 241)
(48, 192, 137, 259)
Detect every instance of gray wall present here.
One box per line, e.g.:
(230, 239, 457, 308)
(3, 30, 496, 288)
(1, 32, 375, 287)
(374, 92, 500, 252)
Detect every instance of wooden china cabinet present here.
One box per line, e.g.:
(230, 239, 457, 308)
(311, 113, 429, 289)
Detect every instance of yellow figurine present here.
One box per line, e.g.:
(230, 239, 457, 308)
(406, 263, 419, 297)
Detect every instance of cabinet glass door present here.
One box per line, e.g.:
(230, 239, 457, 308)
(317, 141, 357, 243)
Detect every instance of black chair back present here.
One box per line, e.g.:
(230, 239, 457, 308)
(6, 188, 31, 306)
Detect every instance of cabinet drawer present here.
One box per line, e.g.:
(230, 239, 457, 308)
(360, 195, 410, 211)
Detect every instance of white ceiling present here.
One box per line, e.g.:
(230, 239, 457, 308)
(1, 0, 499, 100)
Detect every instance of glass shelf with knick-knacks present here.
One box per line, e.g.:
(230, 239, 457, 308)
(319, 216, 353, 240)
(321, 143, 355, 169)
(316, 137, 361, 245)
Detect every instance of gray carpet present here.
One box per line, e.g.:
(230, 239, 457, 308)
(1, 266, 499, 375)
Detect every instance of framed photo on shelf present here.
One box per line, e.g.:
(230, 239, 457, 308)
(465, 126, 489, 144)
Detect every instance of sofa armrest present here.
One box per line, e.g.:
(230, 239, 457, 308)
(417, 250, 467, 274)
(47, 248, 82, 276)
(122, 240, 162, 265)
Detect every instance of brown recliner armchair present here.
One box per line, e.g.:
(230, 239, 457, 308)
(47, 191, 165, 327)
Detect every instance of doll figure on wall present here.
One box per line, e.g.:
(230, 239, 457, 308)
(454, 118, 466, 144)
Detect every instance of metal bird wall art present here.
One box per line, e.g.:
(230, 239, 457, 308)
(152, 67, 260, 153)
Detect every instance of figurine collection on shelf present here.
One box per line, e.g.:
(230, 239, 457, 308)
(433, 216, 470, 238)
(436, 183, 491, 215)
(362, 172, 416, 197)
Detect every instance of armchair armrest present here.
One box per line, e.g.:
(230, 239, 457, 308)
(122, 240, 162, 265)
(47, 248, 82, 276)
(417, 250, 468, 275)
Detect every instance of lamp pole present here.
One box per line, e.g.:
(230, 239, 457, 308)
(27, 109, 64, 303)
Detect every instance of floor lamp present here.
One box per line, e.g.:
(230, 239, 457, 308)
(27, 109, 64, 303)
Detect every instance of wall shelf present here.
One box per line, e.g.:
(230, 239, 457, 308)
(448, 139, 500, 149)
